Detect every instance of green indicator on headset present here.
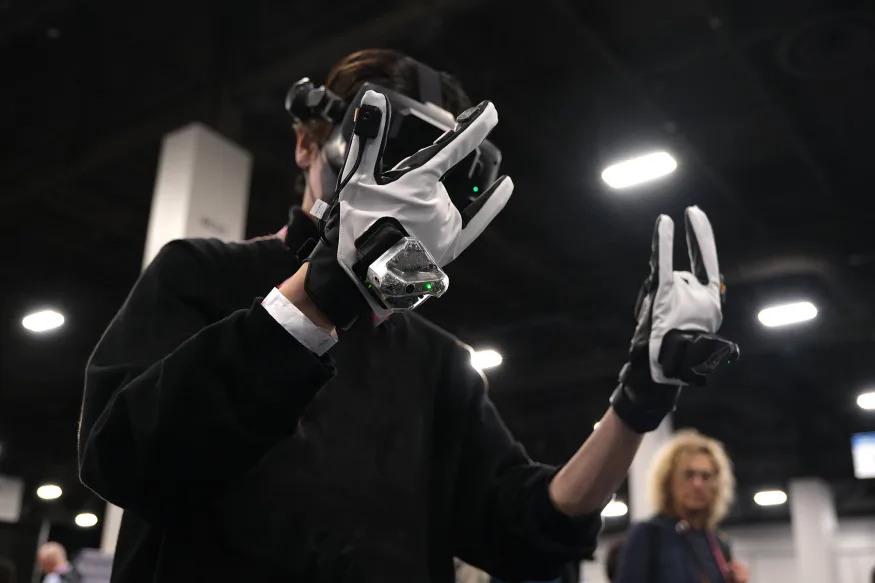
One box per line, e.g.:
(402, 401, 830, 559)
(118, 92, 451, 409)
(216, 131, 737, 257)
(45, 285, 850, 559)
(472, 186, 479, 193)
(425, 283, 433, 290)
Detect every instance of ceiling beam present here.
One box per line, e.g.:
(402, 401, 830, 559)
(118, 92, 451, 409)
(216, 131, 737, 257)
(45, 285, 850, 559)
(689, 0, 836, 201)
(0, 0, 493, 212)
(547, 0, 771, 239)
(0, 0, 63, 48)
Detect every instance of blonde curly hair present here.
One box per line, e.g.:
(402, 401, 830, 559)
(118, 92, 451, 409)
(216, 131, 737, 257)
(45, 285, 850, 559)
(648, 429, 736, 528)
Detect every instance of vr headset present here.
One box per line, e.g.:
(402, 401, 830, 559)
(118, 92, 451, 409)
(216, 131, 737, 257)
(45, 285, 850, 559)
(284, 59, 501, 208)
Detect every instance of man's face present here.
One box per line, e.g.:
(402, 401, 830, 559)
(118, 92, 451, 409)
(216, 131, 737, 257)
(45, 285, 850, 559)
(294, 126, 331, 215)
(305, 147, 327, 201)
(671, 452, 718, 515)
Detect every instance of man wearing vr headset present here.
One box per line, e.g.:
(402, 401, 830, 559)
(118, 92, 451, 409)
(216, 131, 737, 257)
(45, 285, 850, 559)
(78, 49, 738, 582)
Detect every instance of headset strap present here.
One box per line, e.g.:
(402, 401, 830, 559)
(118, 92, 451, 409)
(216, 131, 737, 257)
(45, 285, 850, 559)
(413, 59, 443, 109)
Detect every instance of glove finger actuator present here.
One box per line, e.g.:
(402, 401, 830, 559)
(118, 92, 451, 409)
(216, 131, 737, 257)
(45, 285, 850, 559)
(610, 206, 740, 433)
(304, 90, 513, 328)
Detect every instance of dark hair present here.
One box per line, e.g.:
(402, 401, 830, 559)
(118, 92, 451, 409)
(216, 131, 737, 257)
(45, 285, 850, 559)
(299, 48, 471, 146)
(327, 49, 470, 112)
(0, 557, 16, 583)
(293, 49, 471, 196)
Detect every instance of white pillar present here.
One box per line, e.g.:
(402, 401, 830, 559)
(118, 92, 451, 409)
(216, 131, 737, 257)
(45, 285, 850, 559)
(628, 415, 673, 521)
(100, 503, 123, 555)
(789, 478, 839, 583)
(142, 122, 253, 267)
(100, 122, 252, 554)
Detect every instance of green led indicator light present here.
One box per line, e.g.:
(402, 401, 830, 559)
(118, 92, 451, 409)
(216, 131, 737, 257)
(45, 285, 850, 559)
(472, 186, 479, 193)
(425, 283, 433, 290)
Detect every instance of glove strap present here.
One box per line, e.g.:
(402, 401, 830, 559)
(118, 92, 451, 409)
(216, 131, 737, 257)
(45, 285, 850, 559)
(304, 239, 370, 330)
(610, 377, 678, 434)
(610, 355, 680, 433)
(659, 330, 740, 386)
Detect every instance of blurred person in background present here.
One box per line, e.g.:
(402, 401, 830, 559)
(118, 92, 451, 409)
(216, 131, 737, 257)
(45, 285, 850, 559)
(0, 557, 15, 583)
(78, 47, 736, 582)
(614, 429, 749, 583)
(37, 542, 82, 583)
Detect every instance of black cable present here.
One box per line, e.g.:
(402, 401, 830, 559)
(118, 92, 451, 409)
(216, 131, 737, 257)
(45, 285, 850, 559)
(318, 142, 366, 246)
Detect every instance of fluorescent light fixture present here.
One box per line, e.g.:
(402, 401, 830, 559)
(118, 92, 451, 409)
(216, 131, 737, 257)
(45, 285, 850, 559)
(754, 490, 787, 506)
(36, 484, 62, 500)
(857, 391, 875, 411)
(757, 301, 817, 328)
(75, 512, 98, 528)
(601, 151, 678, 189)
(601, 499, 628, 517)
(851, 432, 875, 479)
(471, 349, 502, 371)
(22, 309, 65, 332)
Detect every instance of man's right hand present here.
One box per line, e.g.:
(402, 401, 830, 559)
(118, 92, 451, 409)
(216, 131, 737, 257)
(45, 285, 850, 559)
(302, 89, 513, 330)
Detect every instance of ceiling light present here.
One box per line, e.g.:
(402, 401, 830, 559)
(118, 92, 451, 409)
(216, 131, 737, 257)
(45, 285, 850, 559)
(75, 513, 98, 528)
(852, 432, 875, 479)
(757, 301, 817, 328)
(36, 484, 63, 500)
(601, 151, 677, 189)
(601, 499, 628, 517)
(471, 349, 502, 371)
(593, 422, 600, 430)
(754, 490, 787, 506)
(22, 309, 65, 332)
(857, 391, 875, 411)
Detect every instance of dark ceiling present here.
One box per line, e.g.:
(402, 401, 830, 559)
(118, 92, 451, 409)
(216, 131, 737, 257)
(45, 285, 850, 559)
(2, 0, 875, 567)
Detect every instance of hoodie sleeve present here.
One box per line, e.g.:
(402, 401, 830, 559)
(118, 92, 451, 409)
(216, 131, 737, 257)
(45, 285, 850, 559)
(448, 345, 602, 580)
(78, 239, 335, 522)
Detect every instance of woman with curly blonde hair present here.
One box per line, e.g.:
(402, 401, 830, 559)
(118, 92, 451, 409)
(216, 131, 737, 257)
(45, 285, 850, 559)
(613, 429, 750, 583)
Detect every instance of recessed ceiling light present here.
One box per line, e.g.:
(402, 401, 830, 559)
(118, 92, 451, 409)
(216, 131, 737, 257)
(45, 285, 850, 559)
(757, 301, 817, 328)
(852, 432, 875, 479)
(754, 490, 787, 506)
(22, 309, 65, 332)
(36, 484, 62, 500)
(857, 391, 875, 411)
(601, 499, 628, 517)
(471, 349, 502, 371)
(601, 151, 678, 189)
(75, 513, 98, 528)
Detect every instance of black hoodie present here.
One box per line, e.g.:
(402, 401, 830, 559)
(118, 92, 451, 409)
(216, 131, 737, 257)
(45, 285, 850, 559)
(78, 209, 602, 582)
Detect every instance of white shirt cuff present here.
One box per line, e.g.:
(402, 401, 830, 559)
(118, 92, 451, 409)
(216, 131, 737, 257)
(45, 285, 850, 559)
(261, 288, 337, 356)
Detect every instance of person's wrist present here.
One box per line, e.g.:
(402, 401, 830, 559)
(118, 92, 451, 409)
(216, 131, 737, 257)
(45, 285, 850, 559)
(609, 362, 679, 433)
(610, 384, 673, 433)
(278, 265, 335, 332)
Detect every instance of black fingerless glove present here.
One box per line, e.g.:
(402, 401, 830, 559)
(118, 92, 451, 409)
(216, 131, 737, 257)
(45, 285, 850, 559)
(299, 206, 371, 331)
(610, 343, 681, 434)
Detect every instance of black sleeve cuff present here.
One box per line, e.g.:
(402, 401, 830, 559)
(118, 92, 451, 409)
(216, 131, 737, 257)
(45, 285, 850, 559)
(528, 467, 603, 559)
(241, 299, 337, 431)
